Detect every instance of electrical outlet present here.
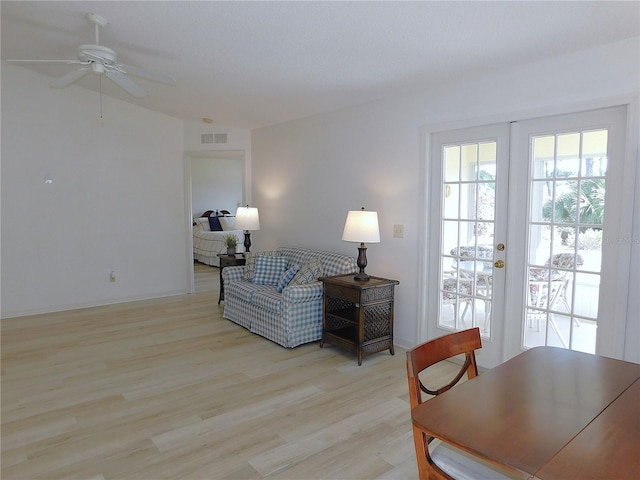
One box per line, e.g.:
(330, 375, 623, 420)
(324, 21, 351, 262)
(393, 224, 404, 238)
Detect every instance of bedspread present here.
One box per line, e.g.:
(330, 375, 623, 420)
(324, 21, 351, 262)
(193, 217, 244, 267)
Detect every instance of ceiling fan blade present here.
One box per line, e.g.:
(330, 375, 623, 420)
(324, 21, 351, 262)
(117, 64, 176, 86)
(50, 67, 91, 88)
(6, 59, 88, 65)
(105, 69, 148, 97)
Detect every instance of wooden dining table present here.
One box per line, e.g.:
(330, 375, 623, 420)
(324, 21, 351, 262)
(411, 346, 640, 479)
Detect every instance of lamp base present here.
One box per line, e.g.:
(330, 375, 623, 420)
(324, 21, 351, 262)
(353, 271, 371, 281)
(243, 231, 252, 253)
(354, 243, 370, 281)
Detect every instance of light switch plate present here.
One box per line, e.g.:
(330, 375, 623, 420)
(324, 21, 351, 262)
(393, 224, 404, 238)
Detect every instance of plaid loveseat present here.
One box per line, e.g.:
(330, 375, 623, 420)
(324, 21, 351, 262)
(222, 247, 357, 348)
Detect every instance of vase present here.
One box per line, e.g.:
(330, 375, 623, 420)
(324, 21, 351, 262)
(226, 247, 236, 256)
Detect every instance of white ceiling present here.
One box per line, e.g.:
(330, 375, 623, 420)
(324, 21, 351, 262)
(2, 1, 639, 129)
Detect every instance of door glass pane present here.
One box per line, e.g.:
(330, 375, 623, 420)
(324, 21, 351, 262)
(461, 144, 479, 181)
(477, 183, 495, 221)
(525, 128, 607, 353)
(532, 135, 555, 180)
(439, 141, 497, 337)
(552, 180, 578, 224)
(530, 181, 546, 223)
(444, 145, 461, 182)
(557, 133, 580, 159)
(443, 184, 460, 217)
(582, 130, 608, 177)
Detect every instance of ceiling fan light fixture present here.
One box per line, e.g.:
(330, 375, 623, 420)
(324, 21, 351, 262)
(92, 63, 105, 74)
(78, 44, 116, 64)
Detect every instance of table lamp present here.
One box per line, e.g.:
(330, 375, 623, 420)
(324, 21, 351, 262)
(234, 205, 260, 253)
(342, 207, 380, 281)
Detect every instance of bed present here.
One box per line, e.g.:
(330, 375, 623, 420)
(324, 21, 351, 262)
(193, 213, 245, 267)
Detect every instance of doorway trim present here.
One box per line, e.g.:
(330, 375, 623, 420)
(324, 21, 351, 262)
(184, 149, 248, 294)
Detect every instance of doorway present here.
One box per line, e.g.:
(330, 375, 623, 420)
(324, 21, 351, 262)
(427, 106, 631, 368)
(185, 150, 246, 294)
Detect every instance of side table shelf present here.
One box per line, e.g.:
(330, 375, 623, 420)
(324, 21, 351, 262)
(217, 254, 246, 304)
(320, 274, 399, 365)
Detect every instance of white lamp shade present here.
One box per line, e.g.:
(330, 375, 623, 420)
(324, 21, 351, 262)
(234, 206, 260, 230)
(342, 209, 380, 243)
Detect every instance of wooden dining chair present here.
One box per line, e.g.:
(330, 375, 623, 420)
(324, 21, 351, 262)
(406, 328, 515, 480)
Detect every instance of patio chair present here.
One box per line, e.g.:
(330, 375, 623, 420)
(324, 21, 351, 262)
(546, 253, 584, 311)
(527, 253, 585, 340)
(447, 245, 495, 330)
(406, 328, 515, 480)
(450, 245, 494, 261)
(441, 272, 474, 323)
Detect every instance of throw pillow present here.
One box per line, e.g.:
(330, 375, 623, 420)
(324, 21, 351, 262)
(244, 251, 281, 280)
(277, 265, 300, 292)
(194, 217, 209, 231)
(253, 255, 288, 286)
(208, 216, 223, 231)
(219, 217, 235, 231)
(289, 257, 324, 286)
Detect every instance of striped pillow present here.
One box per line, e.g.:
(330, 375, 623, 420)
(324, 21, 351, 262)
(289, 257, 324, 286)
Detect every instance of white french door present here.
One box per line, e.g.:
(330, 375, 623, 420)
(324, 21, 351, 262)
(428, 124, 510, 367)
(427, 106, 630, 368)
(504, 106, 629, 360)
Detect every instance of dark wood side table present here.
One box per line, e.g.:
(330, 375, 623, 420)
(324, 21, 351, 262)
(320, 274, 399, 365)
(217, 254, 246, 304)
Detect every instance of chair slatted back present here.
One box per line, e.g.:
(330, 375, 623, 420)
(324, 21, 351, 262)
(406, 327, 481, 408)
(406, 328, 482, 480)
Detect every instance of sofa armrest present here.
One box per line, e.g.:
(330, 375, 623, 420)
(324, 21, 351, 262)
(222, 265, 245, 283)
(283, 281, 323, 303)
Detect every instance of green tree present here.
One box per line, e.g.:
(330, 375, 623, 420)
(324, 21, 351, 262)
(543, 178, 605, 229)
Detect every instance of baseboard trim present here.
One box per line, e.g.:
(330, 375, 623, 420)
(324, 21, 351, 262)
(1, 289, 188, 319)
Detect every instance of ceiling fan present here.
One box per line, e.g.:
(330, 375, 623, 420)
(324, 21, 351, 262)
(6, 13, 176, 98)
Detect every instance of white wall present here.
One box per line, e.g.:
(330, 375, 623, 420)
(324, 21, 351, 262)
(183, 121, 251, 153)
(1, 65, 186, 317)
(183, 121, 253, 210)
(191, 157, 243, 217)
(251, 38, 640, 355)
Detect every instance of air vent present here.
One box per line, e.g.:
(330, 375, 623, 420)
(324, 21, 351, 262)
(200, 133, 228, 144)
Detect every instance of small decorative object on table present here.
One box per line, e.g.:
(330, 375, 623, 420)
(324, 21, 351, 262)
(224, 233, 238, 256)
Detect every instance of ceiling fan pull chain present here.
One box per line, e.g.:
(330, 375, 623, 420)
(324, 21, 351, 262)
(99, 75, 103, 119)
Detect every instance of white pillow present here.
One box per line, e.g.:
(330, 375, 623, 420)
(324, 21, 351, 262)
(195, 217, 211, 231)
(219, 217, 235, 231)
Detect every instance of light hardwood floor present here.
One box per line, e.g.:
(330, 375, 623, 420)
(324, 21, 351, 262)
(2, 263, 458, 480)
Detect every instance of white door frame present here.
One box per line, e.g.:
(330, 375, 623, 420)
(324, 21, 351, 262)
(183, 149, 248, 294)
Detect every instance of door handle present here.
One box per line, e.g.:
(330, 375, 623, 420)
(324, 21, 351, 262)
(494, 260, 505, 269)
